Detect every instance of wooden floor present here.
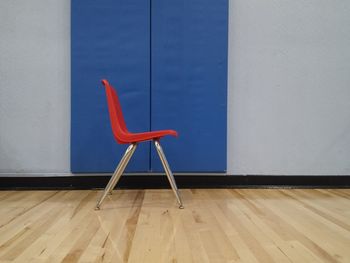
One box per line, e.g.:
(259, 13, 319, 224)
(0, 189, 349, 263)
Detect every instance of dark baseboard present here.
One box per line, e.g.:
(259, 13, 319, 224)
(0, 175, 349, 190)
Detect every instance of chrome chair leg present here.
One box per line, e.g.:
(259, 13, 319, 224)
(154, 140, 184, 209)
(108, 145, 138, 195)
(95, 143, 137, 210)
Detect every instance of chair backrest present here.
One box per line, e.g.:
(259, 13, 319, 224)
(101, 79, 129, 144)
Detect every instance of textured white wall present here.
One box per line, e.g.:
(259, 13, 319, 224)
(1, 0, 350, 175)
(0, 0, 70, 174)
(227, 0, 350, 175)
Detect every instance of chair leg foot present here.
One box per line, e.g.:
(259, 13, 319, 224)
(95, 143, 137, 209)
(154, 140, 184, 208)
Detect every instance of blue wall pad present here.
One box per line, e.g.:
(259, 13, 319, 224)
(71, 0, 151, 172)
(151, 0, 228, 172)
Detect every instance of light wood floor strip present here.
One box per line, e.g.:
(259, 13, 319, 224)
(0, 189, 349, 263)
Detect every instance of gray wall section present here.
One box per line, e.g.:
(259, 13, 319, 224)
(227, 0, 350, 175)
(1, 0, 350, 175)
(0, 0, 70, 174)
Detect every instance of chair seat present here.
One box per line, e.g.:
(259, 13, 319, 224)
(120, 129, 178, 144)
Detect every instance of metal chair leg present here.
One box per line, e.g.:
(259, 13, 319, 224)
(95, 143, 137, 210)
(154, 140, 184, 209)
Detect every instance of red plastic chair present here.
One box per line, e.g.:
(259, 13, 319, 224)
(95, 79, 183, 209)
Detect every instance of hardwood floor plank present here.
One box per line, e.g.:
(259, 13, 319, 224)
(0, 189, 349, 263)
(12, 191, 93, 262)
(240, 189, 343, 263)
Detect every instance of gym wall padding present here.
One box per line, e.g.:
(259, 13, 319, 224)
(71, 0, 151, 172)
(150, 0, 228, 172)
(71, 0, 228, 173)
